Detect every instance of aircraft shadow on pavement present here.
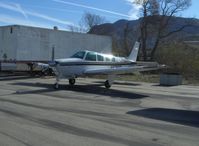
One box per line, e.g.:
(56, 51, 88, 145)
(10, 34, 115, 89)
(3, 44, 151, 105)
(127, 108, 199, 128)
(0, 76, 36, 81)
(94, 81, 141, 86)
(11, 82, 148, 99)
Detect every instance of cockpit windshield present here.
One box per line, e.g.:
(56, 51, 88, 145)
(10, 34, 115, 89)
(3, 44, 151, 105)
(70, 51, 86, 59)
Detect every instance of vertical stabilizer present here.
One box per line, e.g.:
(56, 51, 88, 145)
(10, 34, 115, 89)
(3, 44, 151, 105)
(127, 41, 140, 62)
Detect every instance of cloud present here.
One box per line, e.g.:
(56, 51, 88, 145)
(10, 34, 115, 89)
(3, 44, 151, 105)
(0, 1, 75, 26)
(125, 0, 142, 19)
(52, 0, 131, 18)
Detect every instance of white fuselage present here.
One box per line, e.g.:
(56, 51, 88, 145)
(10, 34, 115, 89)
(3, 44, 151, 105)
(51, 50, 132, 79)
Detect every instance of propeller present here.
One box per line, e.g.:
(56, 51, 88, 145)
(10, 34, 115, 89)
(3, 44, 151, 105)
(48, 45, 59, 67)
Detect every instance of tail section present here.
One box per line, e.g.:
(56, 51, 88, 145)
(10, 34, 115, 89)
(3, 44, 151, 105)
(127, 41, 140, 62)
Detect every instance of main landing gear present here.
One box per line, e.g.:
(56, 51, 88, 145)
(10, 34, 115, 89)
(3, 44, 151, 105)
(53, 78, 76, 89)
(69, 78, 75, 85)
(104, 75, 115, 89)
(104, 80, 111, 89)
(53, 75, 114, 89)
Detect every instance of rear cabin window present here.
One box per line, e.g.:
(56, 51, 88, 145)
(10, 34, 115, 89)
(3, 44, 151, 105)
(105, 57, 111, 62)
(85, 52, 97, 61)
(112, 57, 116, 62)
(97, 54, 104, 61)
(71, 51, 85, 59)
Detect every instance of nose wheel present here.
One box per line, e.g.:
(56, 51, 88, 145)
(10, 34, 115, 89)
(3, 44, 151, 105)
(54, 75, 60, 89)
(54, 83, 59, 89)
(69, 78, 75, 85)
(104, 80, 111, 89)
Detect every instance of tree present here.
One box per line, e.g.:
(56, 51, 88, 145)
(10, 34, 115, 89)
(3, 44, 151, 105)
(123, 22, 140, 57)
(68, 12, 106, 33)
(133, 0, 192, 60)
(68, 23, 85, 33)
(155, 41, 199, 79)
(81, 12, 106, 32)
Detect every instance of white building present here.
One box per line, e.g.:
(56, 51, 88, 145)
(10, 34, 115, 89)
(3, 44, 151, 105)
(0, 25, 112, 70)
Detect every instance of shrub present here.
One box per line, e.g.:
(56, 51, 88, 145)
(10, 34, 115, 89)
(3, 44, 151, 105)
(155, 42, 199, 80)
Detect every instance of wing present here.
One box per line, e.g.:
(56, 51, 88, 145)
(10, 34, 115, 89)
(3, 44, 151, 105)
(84, 64, 163, 75)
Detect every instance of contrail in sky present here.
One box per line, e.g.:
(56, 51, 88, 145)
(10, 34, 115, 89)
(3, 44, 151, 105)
(0, 1, 74, 26)
(0, 1, 28, 19)
(52, 0, 131, 18)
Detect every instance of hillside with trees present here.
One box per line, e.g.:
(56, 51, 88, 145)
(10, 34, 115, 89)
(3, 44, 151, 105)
(89, 16, 199, 55)
(89, 0, 198, 59)
(89, 16, 199, 80)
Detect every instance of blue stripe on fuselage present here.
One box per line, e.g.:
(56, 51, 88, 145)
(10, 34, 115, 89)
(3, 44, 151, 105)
(58, 61, 136, 66)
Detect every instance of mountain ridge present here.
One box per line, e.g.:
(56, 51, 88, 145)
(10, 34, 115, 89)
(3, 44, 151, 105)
(89, 16, 199, 55)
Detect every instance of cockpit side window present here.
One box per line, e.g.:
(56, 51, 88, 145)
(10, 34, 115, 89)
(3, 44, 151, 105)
(97, 54, 104, 61)
(85, 52, 97, 61)
(71, 51, 85, 59)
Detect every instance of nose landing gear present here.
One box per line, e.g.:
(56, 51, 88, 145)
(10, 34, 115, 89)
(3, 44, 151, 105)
(54, 83, 59, 89)
(54, 75, 60, 89)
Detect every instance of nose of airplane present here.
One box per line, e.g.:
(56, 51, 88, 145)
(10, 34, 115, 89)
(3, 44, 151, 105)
(48, 61, 59, 67)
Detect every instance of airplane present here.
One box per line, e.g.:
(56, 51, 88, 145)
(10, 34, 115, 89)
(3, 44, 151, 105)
(39, 41, 164, 89)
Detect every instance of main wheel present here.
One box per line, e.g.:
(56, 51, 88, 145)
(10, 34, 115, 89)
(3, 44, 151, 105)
(104, 80, 111, 89)
(69, 78, 75, 85)
(54, 83, 59, 89)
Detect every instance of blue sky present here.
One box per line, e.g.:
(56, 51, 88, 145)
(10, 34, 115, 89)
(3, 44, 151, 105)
(0, 0, 198, 30)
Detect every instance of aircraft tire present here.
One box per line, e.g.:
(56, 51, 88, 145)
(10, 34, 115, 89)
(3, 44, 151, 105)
(54, 83, 59, 89)
(69, 79, 75, 85)
(105, 80, 111, 89)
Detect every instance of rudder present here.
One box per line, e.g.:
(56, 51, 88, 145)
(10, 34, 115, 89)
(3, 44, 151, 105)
(127, 41, 140, 62)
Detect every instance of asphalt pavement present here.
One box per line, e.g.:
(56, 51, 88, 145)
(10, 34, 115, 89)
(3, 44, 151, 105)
(0, 75, 199, 146)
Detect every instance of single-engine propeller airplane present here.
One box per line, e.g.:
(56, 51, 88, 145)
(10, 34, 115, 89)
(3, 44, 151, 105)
(36, 41, 163, 89)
